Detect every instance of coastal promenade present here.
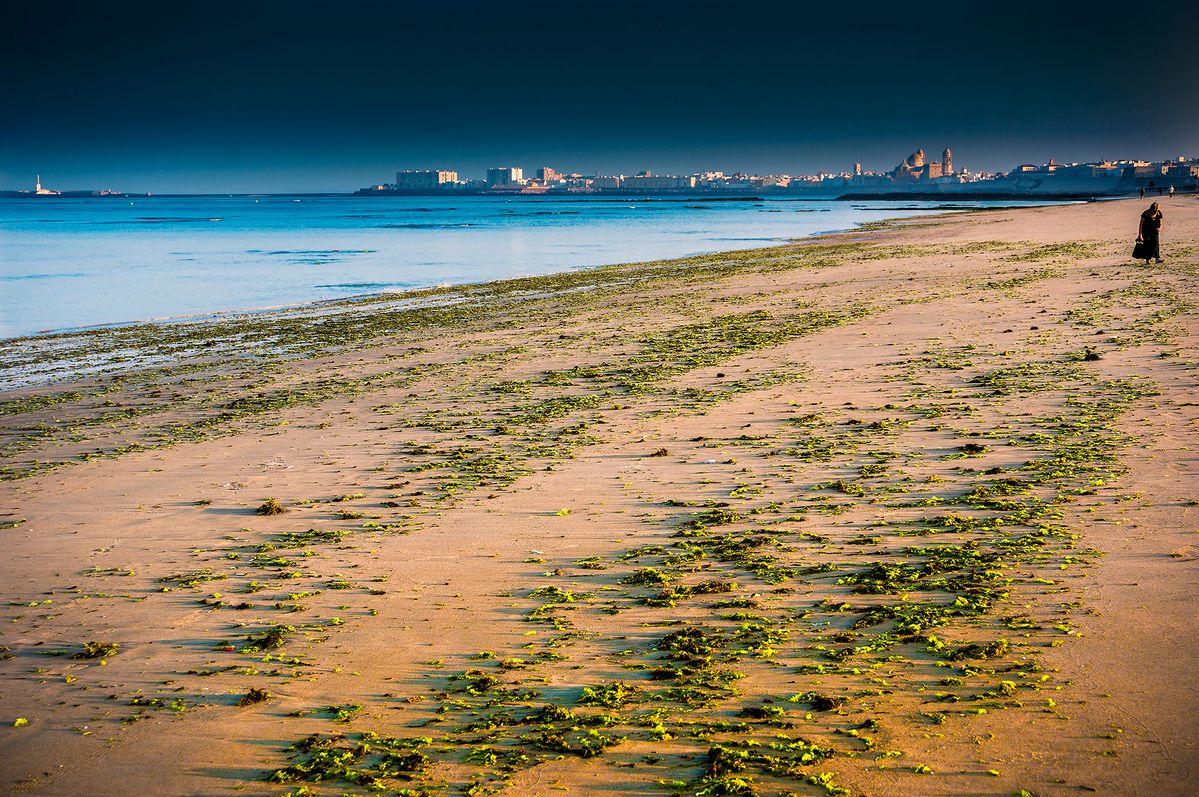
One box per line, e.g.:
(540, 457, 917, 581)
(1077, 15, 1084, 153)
(1, 199, 1196, 796)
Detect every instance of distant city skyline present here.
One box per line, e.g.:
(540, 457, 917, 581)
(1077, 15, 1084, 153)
(2, 0, 1195, 193)
(10, 146, 1196, 196)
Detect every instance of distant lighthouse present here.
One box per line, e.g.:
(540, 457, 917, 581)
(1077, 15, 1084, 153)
(34, 174, 57, 195)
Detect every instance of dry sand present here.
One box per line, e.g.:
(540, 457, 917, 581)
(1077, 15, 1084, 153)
(0, 198, 1196, 797)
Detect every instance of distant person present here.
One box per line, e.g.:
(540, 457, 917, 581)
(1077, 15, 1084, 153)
(1169, 185, 1175, 198)
(1135, 202, 1163, 264)
(1140, 187, 1146, 200)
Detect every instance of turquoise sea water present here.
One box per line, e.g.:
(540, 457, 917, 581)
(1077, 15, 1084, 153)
(0, 195, 1056, 339)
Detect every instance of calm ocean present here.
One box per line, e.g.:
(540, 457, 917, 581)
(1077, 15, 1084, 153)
(0, 195, 1052, 339)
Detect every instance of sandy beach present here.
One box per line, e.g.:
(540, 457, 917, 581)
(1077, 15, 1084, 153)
(1, 198, 1196, 797)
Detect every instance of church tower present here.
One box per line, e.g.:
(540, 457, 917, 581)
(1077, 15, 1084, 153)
(942, 147, 953, 175)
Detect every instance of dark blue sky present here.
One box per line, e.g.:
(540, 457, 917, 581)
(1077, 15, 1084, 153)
(3, 0, 1194, 193)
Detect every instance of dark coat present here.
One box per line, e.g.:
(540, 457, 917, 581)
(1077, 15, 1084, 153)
(1138, 208, 1162, 259)
(1140, 209, 1162, 241)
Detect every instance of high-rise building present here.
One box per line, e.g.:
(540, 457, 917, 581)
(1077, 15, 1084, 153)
(536, 166, 560, 183)
(395, 170, 457, 189)
(486, 167, 523, 186)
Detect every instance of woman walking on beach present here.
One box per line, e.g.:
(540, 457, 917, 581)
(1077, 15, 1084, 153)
(1136, 202, 1163, 264)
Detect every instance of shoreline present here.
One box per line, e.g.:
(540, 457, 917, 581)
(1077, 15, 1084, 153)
(0, 204, 959, 362)
(1, 199, 1196, 797)
(1, 198, 1073, 353)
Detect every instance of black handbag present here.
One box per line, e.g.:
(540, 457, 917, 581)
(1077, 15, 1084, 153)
(1132, 239, 1149, 259)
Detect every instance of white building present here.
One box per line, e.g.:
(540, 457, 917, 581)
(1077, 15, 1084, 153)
(34, 174, 58, 195)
